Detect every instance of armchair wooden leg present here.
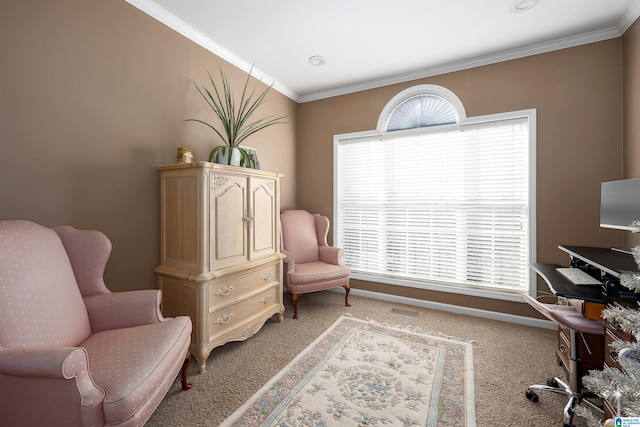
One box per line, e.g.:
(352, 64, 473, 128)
(291, 293, 301, 319)
(181, 352, 192, 390)
(343, 284, 351, 307)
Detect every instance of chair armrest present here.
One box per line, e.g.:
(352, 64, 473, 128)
(0, 347, 105, 402)
(319, 246, 344, 265)
(282, 249, 296, 272)
(84, 290, 163, 333)
(0, 347, 106, 425)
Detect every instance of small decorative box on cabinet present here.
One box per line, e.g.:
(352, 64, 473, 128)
(155, 162, 284, 373)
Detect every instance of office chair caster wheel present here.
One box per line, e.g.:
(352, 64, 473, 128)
(547, 378, 559, 388)
(525, 390, 539, 402)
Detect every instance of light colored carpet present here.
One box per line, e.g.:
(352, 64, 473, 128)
(147, 291, 595, 427)
(220, 315, 475, 426)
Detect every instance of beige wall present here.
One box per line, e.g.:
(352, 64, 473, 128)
(0, 1, 297, 292)
(623, 20, 640, 248)
(1, 0, 637, 319)
(297, 39, 626, 316)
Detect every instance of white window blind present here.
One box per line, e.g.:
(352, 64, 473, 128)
(335, 115, 531, 295)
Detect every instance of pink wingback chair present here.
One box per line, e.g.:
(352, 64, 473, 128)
(280, 210, 351, 319)
(0, 220, 192, 427)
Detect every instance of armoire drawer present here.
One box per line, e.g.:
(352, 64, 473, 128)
(208, 263, 279, 308)
(208, 285, 279, 338)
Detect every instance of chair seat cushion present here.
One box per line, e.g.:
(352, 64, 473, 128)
(522, 293, 577, 322)
(80, 317, 191, 425)
(549, 309, 606, 336)
(288, 261, 350, 286)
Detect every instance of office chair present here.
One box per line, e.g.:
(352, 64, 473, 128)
(523, 293, 605, 427)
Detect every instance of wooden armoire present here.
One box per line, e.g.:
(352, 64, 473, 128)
(155, 162, 284, 372)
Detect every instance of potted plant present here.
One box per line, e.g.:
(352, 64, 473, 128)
(186, 66, 286, 167)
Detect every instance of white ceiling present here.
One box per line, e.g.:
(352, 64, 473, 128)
(126, 0, 640, 102)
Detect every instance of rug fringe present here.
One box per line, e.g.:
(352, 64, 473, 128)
(431, 331, 477, 345)
(364, 316, 425, 332)
(345, 314, 477, 344)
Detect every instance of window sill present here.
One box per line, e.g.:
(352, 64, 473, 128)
(350, 272, 532, 303)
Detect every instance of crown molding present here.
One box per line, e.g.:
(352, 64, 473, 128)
(124, 0, 301, 102)
(618, 0, 640, 33)
(125, 0, 637, 104)
(299, 26, 624, 103)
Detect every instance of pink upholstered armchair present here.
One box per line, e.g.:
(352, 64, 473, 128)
(280, 210, 351, 319)
(0, 220, 192, 427)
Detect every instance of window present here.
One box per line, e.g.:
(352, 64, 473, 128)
(334, 86, 536, 301)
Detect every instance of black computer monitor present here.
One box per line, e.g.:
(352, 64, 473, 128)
(600, 178, 640, 231)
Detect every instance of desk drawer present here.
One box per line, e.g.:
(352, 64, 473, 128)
(583, 301, 605, 321)
(607, 320, 635, 342)
(605, 329, 623, 371)
(558, 326, 604, 371)
(603, 394, 616, 421)
(557, 328, 570, 369)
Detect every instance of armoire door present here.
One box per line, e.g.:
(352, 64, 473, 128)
(249, 175, 279, 260)
(209, 171, 248, 269)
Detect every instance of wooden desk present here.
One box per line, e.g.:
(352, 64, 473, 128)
(531, 246, 639, 395)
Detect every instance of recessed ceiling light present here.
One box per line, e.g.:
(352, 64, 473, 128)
(510, 0, 539, 13)
(309, 55, 326, 66)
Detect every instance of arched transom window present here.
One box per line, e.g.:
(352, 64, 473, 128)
(377, 84, 467, 132)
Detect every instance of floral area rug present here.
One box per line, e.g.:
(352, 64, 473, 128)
(220, 316, 476, 426)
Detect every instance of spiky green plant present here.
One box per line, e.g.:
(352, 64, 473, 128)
(186, 66, 286, 167)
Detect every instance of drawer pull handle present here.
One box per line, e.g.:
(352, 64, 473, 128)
(214, 313, 234, 324)
(260, 295, 273, 304)
(214, 286, 235, 296)
(611, 319, 623, 331)
(559, 344, 567, 354)
(260, 272, 274, 280)
(610, 350, 619, 363)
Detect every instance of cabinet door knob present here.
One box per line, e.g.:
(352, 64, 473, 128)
(243, 208, 254, 224)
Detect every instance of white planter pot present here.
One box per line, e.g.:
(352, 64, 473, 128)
(214, 147, 241, 166)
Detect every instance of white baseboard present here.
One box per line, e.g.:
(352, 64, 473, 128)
(327, 287, 556, 330)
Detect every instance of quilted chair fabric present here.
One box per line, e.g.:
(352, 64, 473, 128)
(280, 210, 351, 319)
(0, 220, 192, 427)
